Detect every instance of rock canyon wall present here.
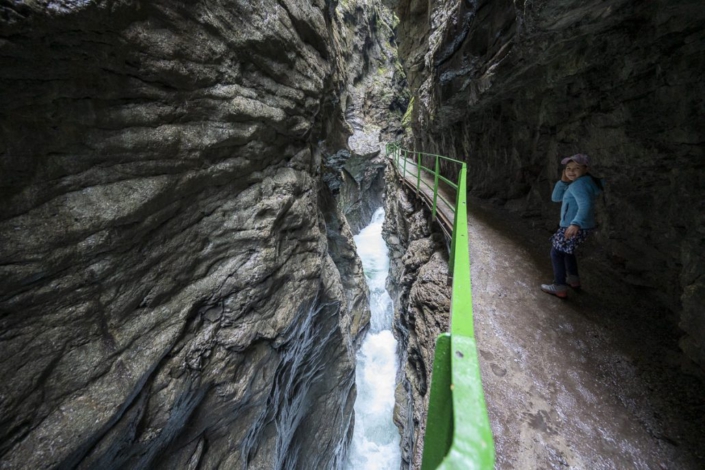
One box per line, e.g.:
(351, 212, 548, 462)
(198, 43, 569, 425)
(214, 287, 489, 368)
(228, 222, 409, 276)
(0, 0, 403, 468)
(382, 167, 450, 470)
(395, 0, 705, 369)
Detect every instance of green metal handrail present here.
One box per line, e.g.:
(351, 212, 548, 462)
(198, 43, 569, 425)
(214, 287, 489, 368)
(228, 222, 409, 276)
(387, 143, 459, 222)
(385, 142, 495, 470)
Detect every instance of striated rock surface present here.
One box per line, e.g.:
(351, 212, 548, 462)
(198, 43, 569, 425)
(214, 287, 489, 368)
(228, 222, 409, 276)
(322, 0, 408, 234)
(382, 165, 450, 469)
(0, 1, 386, 468)
(395, 0, 705, 369)
(337, 152, 387, 234)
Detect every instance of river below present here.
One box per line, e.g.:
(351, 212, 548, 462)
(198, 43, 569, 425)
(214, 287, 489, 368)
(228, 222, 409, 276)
(345, 207, 402, 470)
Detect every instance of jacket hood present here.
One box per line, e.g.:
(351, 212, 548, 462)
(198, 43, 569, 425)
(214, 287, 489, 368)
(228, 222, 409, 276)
(579, 174, 604, 195)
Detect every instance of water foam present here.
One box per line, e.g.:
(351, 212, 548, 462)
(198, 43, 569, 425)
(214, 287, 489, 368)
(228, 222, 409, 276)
(346, 208, 401, 470)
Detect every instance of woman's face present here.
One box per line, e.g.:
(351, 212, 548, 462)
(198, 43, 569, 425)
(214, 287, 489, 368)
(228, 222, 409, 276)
(565, 161, 588, 181)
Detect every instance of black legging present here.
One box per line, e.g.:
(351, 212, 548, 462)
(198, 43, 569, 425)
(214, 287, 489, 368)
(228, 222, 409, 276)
(550, 246, 579, 285)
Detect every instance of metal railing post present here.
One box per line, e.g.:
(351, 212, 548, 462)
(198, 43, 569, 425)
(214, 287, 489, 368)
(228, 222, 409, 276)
(403, 149, 408, 179)
(416, 151, 421, 196)
(432, 155, 440, 220)
(448, 163, 465, 273)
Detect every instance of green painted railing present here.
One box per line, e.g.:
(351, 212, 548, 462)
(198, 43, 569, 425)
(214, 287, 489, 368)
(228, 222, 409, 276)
(385, 142, 495, 470)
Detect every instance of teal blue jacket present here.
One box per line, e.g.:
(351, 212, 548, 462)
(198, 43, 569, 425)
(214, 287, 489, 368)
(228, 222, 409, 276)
(552, 175, 603, 229)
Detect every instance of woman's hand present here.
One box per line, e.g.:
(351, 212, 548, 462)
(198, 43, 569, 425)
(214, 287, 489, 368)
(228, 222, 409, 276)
(561, 168, 571, 183)
(564, 224, 580, 239)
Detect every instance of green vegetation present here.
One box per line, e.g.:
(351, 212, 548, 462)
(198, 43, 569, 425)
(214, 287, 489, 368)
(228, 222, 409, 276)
(391, 13, 400, 30)
(402, 96, 414, 128)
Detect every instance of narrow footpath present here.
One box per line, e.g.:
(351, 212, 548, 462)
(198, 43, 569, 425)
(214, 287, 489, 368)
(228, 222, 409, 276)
(392, 156, 705, 469)
(468, 199, 705, 469)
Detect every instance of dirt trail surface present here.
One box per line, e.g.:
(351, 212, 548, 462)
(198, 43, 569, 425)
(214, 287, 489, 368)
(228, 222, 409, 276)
(467, 199, 705, 470)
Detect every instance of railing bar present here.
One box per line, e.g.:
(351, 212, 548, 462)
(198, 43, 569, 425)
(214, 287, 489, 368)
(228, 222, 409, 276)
(413, 151, 466, 165)
(396, 156, 460, 190)
(414, 173, 454, 205)
(396, 166, 456, 215)
(432, 156, 440, 220)
(436, 196, 455, 216)
(419, 179, 434, 190)
(438, 175, 458, 189)
(403, 149, 408, 180)
(398, 154, 463, 169)
(388, 148, 458, 218)
(416, 151, 422, 195)
(390, 155, 458, 263)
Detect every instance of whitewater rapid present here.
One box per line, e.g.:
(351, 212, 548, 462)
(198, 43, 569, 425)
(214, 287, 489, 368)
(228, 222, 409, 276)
(345, 208, 401, 470)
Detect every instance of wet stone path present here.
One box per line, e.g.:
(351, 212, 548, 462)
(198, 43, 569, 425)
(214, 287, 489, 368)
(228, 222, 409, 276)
(391, 157, 705, 469)
(467, 199, 705, 470)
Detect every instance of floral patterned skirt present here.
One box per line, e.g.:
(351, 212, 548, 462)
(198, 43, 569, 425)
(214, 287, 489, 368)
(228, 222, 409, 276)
(550, 227, 592, 254)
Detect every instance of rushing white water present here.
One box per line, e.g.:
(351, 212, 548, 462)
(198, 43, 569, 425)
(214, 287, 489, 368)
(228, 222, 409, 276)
(345, 208, 401, 470)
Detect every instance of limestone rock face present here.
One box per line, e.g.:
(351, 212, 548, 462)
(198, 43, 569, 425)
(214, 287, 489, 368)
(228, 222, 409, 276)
(382, 165, 450, 469)
(324, 0, 408, 233)
(337, 153, 387, 234)
(395, 0, 705, 368)
(0, 1, 373, 468)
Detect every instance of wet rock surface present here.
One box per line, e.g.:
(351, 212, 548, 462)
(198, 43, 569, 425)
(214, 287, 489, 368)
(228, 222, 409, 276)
(326, 0, 407, 234)
(395, 0, 705, 368)
(337, 153, 387, 234)
(382, 165, 450, 469)
(0, 0, 391, 468)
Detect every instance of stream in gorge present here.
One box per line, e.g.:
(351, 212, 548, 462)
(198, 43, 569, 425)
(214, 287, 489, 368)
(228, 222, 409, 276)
(345, 208, 402, 470)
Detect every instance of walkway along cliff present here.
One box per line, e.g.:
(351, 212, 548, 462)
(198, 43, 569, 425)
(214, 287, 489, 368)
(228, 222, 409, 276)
(2, 1, 705, 469)
(387, 1, 705, 466)
(383, 144, 705, 469)
(395, 0, 705, 370)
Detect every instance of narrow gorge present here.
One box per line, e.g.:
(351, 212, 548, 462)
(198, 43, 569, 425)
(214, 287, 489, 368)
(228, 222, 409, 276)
(0, 0, 405, 468)
(1, 1, 704, 469)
